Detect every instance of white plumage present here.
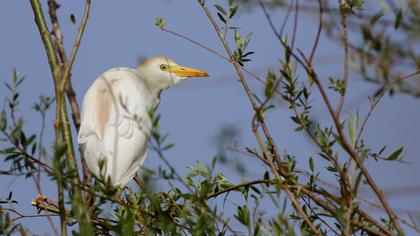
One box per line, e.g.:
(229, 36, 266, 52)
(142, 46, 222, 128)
(78, 56, 208, 187)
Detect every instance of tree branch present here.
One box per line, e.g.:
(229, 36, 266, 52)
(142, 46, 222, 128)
(29, 0, 91, 233)
(258, 0, 403, 233)
(197, 2, 321, 234)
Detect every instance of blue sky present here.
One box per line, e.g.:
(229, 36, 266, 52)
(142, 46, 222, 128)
(1, 0, 419, 234)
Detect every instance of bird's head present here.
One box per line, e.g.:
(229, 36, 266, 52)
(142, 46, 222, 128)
(138, 56, 209, 91)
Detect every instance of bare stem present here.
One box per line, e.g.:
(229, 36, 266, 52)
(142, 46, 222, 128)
(309, 0, 323, 63)
(356, 70, 420, 146)
(335, 7, 349, 118)
(29, 0, 91, 233)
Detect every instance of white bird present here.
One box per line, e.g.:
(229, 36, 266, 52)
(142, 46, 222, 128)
(77, 56, 208, 187)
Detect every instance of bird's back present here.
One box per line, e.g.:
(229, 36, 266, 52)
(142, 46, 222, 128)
(78, 67, 156, 186)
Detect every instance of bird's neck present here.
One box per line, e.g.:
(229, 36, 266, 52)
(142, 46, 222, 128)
(143, 80, 162, 108)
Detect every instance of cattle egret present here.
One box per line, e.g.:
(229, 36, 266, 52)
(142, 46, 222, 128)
(77, 56, 208, 187)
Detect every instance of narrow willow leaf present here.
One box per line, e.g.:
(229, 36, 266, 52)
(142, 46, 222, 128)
(326, 166, 337, 172)
(378, 145, 386, 155)
(394, 9, 402, 29)
(162, 143, 175, 151)
(229, 5, 239, 19)
(386, 147, 403, 161)
(214, 4, 227, 16)
(55, 142, 67, 158)
(217, 12, 226, 24)
(370, 11, 384, 25)
(353, 171, 363, 196)
(309, 157, 314, 172)
(70, 14, 76, 24)
(0, 111, 6, 130)
(348, 114, 358, 147)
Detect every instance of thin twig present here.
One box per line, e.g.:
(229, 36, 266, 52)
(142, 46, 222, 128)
(0, 129, 52, 172)
(356, 70, 420, 146)
(32, 100, 59, 235)
(309, 0, 323, 63)
(279, 0, 294, 37)
(159, 26, 266, 86)
(335, 6, 349, 118)
(60, 0, 91, 94)
(208, 179, 274, 199)
(290, 0, 299, 50)
(301, 197, 340, 236)
(3, 207, 59, 221)
(65, 0, 93, 204)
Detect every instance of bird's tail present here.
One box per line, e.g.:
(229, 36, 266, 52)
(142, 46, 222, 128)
(83, 136, 115, 185)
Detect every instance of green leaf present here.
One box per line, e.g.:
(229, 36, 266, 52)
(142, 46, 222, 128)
(242, 52, 255, 59)
(348, 113, 358, 147)
(79, 216, 94, 236)
(263, 171, 270, 181)
(155, 17, 166, 28)
(55, 142, 67, 158)
(162, 143, 175, 151)
(0, 111, 6, 130)
(214, 174, 235, 189)
(24, 134, 36, 148)
(378, 145, 386, 155)
(229, 5, 239, 19)
(370, 11, 384, 25)
(352, 170, 363, 196)
(120, 209, 135, 236)
(217, 12, 226, 24)
(13, 68, 19, 81)
(70, 14, 76, 24)
(31, 142, 37, 155)
(235, 205, 250, 227)
(250, 186, 261, 195)
(214, 4, 227, 16)
(386, 147, 403, 161)
(309, 157, 314, 172)
(265, 71, 275, 98)
(394, 9, 402, 29)
(326, 166, 337, 173)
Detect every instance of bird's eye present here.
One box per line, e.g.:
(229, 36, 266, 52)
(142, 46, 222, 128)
(160, 64, 168, 71)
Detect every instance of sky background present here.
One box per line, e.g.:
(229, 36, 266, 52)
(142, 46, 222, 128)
(1, 0, 419, 234)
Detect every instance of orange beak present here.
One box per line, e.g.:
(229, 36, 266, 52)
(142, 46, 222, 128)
(169, 65, 209, 78)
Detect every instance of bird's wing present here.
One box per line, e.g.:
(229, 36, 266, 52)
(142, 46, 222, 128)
(78, 68, 153, 186)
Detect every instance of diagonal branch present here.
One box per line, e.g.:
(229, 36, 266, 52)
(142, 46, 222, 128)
(197, 1, 320, 234)
(356, 70, 420, 146)
(50, 0, 93, 201)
